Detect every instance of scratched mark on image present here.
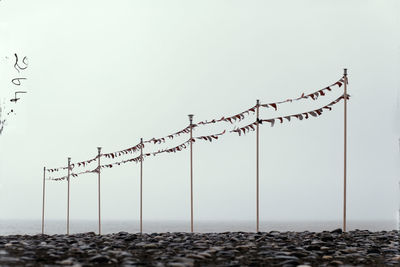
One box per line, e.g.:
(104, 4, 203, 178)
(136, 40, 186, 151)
(0, 53, 30, 134)
(10, 53, 29, 105)
(0, 102, 5, 135)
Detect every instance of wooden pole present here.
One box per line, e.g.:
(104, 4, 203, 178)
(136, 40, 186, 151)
(188, 114, 194, 233)
(67, 157, 71, 235)
(343, 68, 348, 232)
(42, 167, 46, 235)
(256, 99, 260, 232)
(97, 147, 102, 235)
(140, 138, 143, 233)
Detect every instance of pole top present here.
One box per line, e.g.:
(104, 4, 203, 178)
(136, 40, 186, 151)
(140, 138, 143, 142)
(344, 68, 347, 76)
(256, 99, 260, 105)
(97, 147, 102, 153)
(188, 114, 194, 123)
(68, 157, 71, 162)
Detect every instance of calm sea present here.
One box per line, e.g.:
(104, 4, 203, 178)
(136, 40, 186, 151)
(0, 220, 397, 235)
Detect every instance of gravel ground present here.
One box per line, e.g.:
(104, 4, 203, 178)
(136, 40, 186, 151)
(0, 229, 399, 266)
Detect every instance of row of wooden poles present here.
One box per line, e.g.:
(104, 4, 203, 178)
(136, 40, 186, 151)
(41, 69, 348, 235)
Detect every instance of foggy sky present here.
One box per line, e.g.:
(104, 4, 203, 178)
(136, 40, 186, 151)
(0, 0, 399, 228)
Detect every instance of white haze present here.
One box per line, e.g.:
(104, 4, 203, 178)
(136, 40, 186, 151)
(0, 0, 399, 229)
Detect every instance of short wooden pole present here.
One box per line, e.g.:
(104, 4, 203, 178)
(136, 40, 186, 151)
(42, 166, 46, 235)
(140, 138, 143, 233)
(189, 114, 194, 233)
(343, 68, 348, 232)
(67, 157, 71, 235)
(256, 99, 260, 232)
(97, 147, 102, 235)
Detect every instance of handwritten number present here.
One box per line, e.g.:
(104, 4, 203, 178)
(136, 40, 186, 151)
(13, 53, 28, 72)
(11, 78, 27, 86)
(22, 56, 28, 66)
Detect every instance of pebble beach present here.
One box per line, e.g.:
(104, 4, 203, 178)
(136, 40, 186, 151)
(0, 229, 399, 266)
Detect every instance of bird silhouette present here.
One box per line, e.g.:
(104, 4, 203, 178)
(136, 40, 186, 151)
(10, 91, 27, 103)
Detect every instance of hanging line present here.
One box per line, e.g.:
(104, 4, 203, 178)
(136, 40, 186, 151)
(196, 76, 345, 126)
(232, 94, 350, 136)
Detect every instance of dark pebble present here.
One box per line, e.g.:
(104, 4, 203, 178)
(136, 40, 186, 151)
(330, 228, 343, 234)
(89, 254, 110, 263)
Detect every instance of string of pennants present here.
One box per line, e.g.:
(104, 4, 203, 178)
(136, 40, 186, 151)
(47, 168, 97, 181)
(103, 143, 143, 160)
(46, 76, 345, 173)
(196, 76, 345, 125)
(150, 129, 227, 157)
(46, 125, 199, 172)
(99, 154, 146, 170)
(260, 77, 346, 110)
(47, 156, 98, 173)
(47, 130, 228, 180)
(47, 75, 348, 180)
(48, 156, 144, 181)
(144, 124, 199, 145)
(232, 94, 350, 136)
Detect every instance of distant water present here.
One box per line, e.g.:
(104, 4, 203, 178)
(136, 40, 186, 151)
(0, 220, 397, 235)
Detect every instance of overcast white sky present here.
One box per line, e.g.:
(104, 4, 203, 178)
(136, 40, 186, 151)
(0, 1, 399, 228)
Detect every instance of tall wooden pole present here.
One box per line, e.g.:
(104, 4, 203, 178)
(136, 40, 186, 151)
(343, 69, 348, 232)
(67, 157, 71, 235)
(140, 138, 143, 233)
(189, 114, 194, 233)
(256, 99, 260, 232)
(97, 147, 102, 235)
(42, 167, 46, 235)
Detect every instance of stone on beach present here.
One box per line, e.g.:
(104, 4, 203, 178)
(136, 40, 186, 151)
(0, 230, 398, 266)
